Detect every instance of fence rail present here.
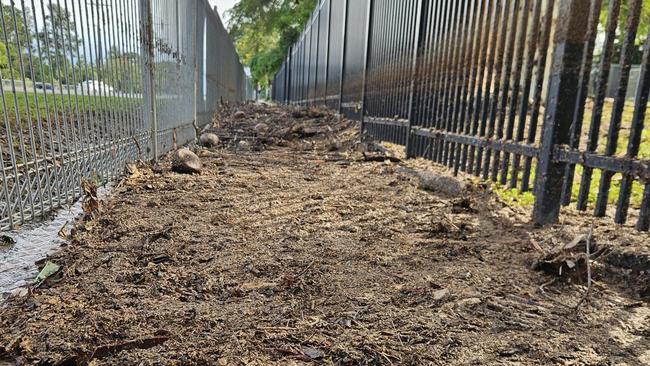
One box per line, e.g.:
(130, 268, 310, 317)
(0, 0, 252, 231)
(272, 0, 650, 232)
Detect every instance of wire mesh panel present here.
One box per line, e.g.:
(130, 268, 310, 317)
(149, 0, 196, 155)
(0, 0, 250, 231)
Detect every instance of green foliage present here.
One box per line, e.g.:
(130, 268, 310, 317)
(0, 4, 31, 79)
(227, 0, 318, 91)
(37, 3, 82, 85)
(101, 47, 143, 93)
(599, 0, 650, 64)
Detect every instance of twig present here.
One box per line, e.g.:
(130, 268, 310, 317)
(538, 278, 573, 309)
(574, 225, 594, 311)
(443, 214, 460, 231)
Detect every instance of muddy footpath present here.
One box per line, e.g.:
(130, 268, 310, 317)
(1, 103, 649, 365)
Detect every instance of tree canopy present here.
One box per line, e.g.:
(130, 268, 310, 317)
(227, 0, 317, 92)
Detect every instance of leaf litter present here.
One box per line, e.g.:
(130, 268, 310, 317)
(0, 103, 649, 365)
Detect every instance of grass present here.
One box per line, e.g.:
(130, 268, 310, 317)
(0, 91, 140, 126)
(493, 99, 650, 210)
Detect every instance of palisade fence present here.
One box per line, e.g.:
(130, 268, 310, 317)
(272, 0, 650, 232)
(0, 0, 253, 231)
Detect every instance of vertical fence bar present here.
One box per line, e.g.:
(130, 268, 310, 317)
(338, 0, 348, 114)
(575, 0, 621, 211)
(594, 0, 643, 217)
(616, 26, 650, 226)
(532, 0, 590, 225)
(521, 0, 554, 192)
(406, 0, 426, 158)
(559, 0, 603, 204)
(139, 0, 158, 160)
(360, 0, 374, 134)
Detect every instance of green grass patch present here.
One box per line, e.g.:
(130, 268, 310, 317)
(493, 99, 649, 210)
(0, 91, 139, 126)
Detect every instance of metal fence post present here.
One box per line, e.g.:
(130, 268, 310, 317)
(287, 50, 292, 104)
(139, 0, 158, 160)
(323, 0, 332, 106)
(339, 0, 348, 114)
(360, 0, 374, 134)
(532, 0, 591, 225)
(193, 0, 199, 128)
(406, 0, 426, 159)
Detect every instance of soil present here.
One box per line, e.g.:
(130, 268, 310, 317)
(1, 103, 649, 366)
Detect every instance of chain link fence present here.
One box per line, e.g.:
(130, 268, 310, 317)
(0, 0, 252, 231)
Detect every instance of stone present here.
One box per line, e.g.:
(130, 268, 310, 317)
(254, 122, 270, 135)
(171, 148, 202, 174)
(433, 288, 449, 301)
(415, 170, 466, 196)
(199, 133, 220, 148)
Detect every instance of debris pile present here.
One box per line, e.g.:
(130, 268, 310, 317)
(208, 102, 359, 152)
(0, 103, 648, 365)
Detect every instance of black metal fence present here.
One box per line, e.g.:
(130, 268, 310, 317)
(272, 0, 650, 232)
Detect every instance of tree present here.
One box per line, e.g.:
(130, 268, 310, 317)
(227, 0, 317, 91)
(37, 3, 82, 84)
(0, 4, 32, 79)
(100, 47, 142, 93)
(599, 0, 650, 64)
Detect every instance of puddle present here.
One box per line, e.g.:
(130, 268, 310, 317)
(0, 184, 112, 297)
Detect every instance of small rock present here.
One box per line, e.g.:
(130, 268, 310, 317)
(171, 148, 202, 174)
(199, 133, 220, 148)
(416, 170, 466, 196)
(9, 288, 28, 298)
(254, 122, 270, 135)
(238, 140, 250, 149)
(456, 297, 482, 307)
(0, 235, 15, 248)
(433, 288, 449, 301)
(233, 111, 246, 119)
(302, 346, 322, 360)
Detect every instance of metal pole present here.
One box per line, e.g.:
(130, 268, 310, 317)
(532, 0, 590, 225)
(339, 0, 348, 114)
(193, 0, 199, 128)
(139, 0, 158, 159)
(359, 0, 374, 134)
(406, 0, 426, 158)
(323, 0, 332, 106)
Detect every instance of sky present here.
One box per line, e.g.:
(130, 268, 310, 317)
(208, 0, 239, 25)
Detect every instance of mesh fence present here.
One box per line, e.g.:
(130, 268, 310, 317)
(0, 0, 252, 230)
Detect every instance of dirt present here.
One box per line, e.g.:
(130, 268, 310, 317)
(1, 103, 649, 365)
